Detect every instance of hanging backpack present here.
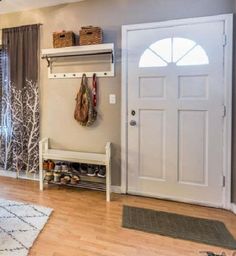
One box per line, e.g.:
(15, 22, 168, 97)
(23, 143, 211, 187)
(74, 74, 97, 126)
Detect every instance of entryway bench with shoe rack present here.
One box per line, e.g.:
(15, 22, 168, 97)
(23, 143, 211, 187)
(39, 138, 111, 202)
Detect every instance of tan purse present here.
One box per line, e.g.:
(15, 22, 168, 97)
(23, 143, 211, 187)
(74, 74, 97, 126)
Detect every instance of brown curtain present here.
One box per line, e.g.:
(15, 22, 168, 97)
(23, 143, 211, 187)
(0, 24, 40, 174)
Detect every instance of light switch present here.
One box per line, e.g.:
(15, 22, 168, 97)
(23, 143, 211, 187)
(109, 94, 116, 104)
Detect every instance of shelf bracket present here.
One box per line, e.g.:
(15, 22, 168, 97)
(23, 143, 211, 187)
(42, 55, 51, 67)
(46, 56, 50, 67)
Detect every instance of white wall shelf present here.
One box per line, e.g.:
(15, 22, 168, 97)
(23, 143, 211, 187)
(41, 43, 115, 79)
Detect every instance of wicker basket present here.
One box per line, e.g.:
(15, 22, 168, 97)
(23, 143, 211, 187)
(53, 31, 75, 48)
(79, 26, 102, 45)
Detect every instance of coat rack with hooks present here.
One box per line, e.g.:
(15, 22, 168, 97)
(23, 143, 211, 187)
(41, 43, 115, 79)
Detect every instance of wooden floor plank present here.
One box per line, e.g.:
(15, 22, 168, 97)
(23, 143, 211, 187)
(0, 176, 235, 256)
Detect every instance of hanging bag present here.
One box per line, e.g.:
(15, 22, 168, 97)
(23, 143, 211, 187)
(86, 74, 97, 127)
(92, 73, 97, 107)
(74, 74, 97, 126)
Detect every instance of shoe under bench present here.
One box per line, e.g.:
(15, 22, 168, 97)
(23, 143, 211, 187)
(39, 138, 111, 202)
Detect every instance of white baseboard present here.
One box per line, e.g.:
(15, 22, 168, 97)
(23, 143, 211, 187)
(18, 173, 39, 181)
(0, 170, 17, 178)
(232, 203, 236, 214)
(0, 170, 39, 181)
(111, 185, 122, 194)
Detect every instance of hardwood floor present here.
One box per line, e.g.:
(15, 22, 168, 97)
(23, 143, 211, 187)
(0, 176, 236, 256)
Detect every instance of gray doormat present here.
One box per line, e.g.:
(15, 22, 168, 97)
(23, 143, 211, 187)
(122, 206, 236, 250)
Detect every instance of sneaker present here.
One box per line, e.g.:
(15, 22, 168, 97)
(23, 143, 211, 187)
(61, 163, 69, 173)
(54, 163, 62, 173)
(71, 163, 81, 175)
(70, 175, 80, 185)
(80, 164, 88, 175)
(60, 176, 71, 184)
(94, 165, 99, 174)
(87, 165, 97, 177)
(97, 166, 106, 178)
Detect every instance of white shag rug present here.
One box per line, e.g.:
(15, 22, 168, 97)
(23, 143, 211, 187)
(0, 199, 52, 256)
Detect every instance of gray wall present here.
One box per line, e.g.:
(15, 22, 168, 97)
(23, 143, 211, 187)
(0, 0, 235, 200)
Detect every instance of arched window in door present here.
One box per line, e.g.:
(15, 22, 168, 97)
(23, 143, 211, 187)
(139, 37, 209, 68)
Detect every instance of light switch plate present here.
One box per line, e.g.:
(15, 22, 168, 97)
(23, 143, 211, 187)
(109, 94, 116, 104)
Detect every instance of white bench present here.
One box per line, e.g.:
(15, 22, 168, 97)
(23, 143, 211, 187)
(39, 138, 111, 201)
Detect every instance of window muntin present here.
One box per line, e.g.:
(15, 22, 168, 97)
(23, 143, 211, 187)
(139, 37, 209, 68)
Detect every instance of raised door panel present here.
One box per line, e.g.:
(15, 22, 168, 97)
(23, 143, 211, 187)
(139, 110, 166, 181)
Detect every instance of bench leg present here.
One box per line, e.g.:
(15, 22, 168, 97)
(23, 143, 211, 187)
(39, 147, 44, 191)
(39, 169, 44, 191)
(106, 161, 111, 202)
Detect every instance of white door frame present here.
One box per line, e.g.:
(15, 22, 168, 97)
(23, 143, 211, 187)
(121, 14, 233, 210)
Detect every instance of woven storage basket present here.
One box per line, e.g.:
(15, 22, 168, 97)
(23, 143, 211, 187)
(79, 26, 102, 45)
(53, 31, 75, 48)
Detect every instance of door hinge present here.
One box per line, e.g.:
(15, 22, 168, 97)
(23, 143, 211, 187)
(222, 105, 226, 117)
(222, 34, 227, 46)
(222, 175, 226, 187)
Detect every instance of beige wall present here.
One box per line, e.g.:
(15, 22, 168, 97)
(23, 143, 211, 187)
(0, 0, 234, 187)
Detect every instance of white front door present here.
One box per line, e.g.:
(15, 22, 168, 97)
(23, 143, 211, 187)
(125, 17, 230, 207)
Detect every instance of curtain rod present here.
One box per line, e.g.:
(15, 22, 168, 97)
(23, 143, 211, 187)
(0, 23, 43, 31)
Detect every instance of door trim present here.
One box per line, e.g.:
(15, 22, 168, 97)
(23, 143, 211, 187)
(232, 203, 236, 214)
(121, 14, 233, 210)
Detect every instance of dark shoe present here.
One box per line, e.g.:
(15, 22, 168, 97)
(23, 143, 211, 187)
(97, 166, 106, 178)
(80, 164, 88, 175)
(71, 163, 81, 172)
(87, 165, 97, 177)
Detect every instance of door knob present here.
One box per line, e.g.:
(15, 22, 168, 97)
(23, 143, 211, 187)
(130, 120, 137, 126)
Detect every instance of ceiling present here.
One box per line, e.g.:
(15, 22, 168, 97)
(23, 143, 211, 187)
(0, 0, 84, 14)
